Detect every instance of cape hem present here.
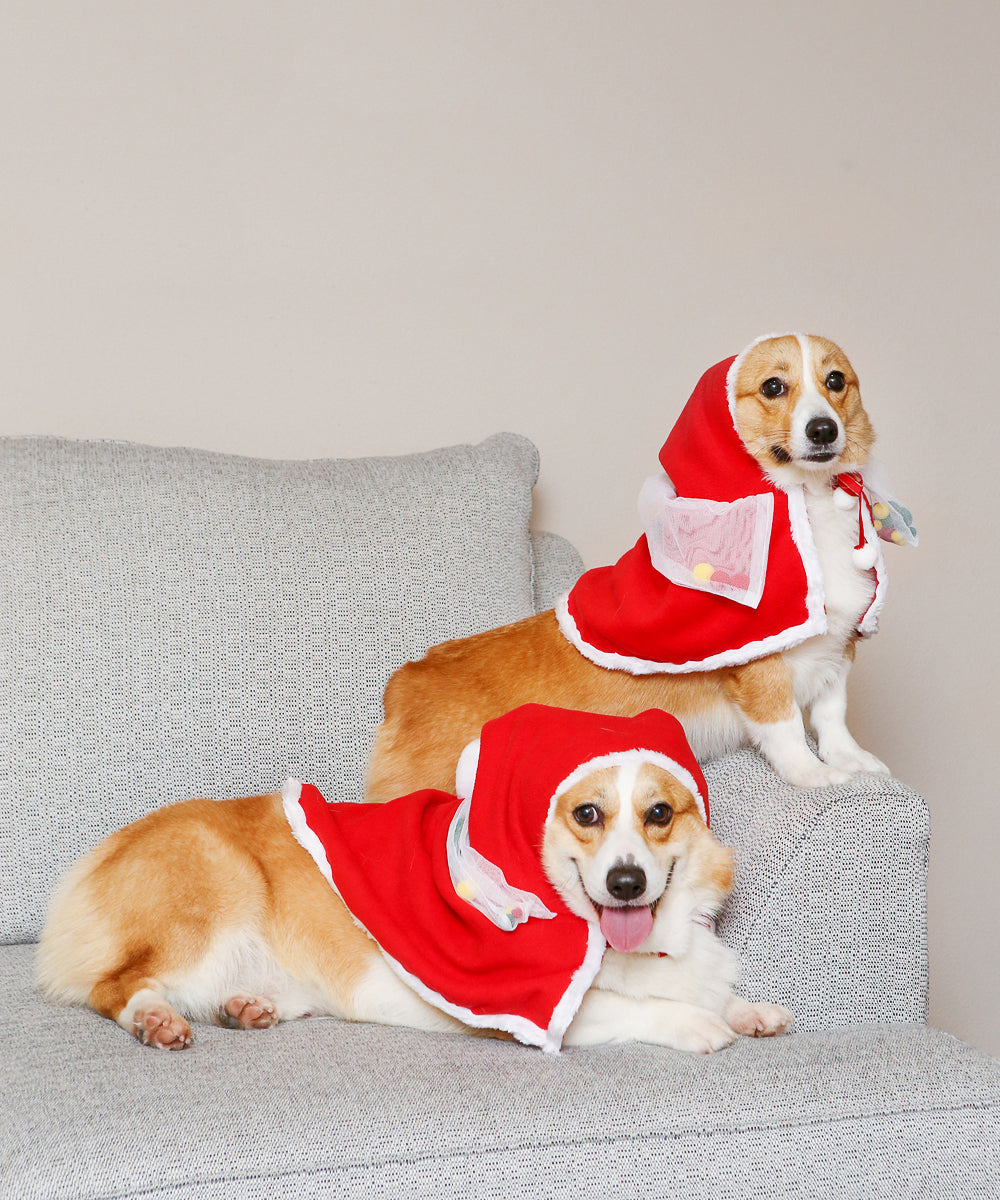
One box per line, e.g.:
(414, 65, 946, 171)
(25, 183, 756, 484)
(555, 591, 827, 676)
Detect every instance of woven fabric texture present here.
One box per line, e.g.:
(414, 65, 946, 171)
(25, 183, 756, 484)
(4, 944, 999, 1200)
(706, 749, 929, 1030)
(0, 434, 539, 943)
(530, 529, 584, 612)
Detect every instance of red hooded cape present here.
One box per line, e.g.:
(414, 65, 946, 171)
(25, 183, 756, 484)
(282, 704, 708, 1052)
(558, 347, 890, 674)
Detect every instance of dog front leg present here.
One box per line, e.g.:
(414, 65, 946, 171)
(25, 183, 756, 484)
(809, 660, 890, 776)
(724, 657, 851, 788)
(564, 989, 736, 1053)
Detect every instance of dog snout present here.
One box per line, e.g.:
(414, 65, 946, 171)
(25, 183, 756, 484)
(805, 416, 839, 446)
(606, 863, 647, 902)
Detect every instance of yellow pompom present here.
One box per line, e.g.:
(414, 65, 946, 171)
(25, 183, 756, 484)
(456, 879, 476, 900)
(874, 519, 883, 531)
(873, 502, 890, 520)
(692, 562, 715, 581)
(891, 529, 904, 543)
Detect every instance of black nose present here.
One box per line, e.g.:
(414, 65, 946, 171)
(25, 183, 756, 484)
(606, 864, 647, 902)
(805, 416, 839, 445)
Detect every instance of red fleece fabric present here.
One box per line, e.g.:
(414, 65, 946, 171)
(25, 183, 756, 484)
(283, 704, 708, 1051)
(563, 354, 852, 672)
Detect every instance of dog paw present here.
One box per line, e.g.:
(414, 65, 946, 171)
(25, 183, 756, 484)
(821, 729, 888, 777)
(218, 995, 279, 1030)
(132, 1003, 193, 1050)
(669, 1010, 738, 1054)
(725, 998, 793, 1038)
(820, 746, 891, 777)
(780, 758, 851, 789)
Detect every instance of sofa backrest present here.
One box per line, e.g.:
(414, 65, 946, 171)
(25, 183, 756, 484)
(0, 433, 568, 943)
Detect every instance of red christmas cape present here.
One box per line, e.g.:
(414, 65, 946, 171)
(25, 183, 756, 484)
(557, 343, 890, 674)
(282, 704, 708, 1052)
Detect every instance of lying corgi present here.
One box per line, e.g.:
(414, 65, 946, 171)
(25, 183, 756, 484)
(366, 334, 916, 800)
(37, 705, 791, 1054)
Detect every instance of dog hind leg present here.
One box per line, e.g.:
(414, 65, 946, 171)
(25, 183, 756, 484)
(724, 656, 851, 788)
(218, 995, 280, 1030)
(90, 976, 194, 1050)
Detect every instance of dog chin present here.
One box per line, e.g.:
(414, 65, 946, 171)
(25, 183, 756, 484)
(640, 890, 701, 958)
(766, 449, 844, 486)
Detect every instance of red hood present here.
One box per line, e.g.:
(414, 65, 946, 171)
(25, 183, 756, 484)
(558, 346, 888, 673)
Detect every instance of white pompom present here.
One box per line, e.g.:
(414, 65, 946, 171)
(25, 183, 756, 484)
(455, 737, 481, 800)
(853, 542, 878, 570)
(833, 488, 856, 511)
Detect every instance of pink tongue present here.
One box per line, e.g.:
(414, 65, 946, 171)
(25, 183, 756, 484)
(599, 906, 654, 952)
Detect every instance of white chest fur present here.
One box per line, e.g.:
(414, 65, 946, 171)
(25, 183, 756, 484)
(786, 479, 877, 707)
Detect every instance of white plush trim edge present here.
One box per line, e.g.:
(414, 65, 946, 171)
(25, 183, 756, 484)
(544, 748, 709, 827)
(556, 588, 826, 676)
(281, 778, 337, 891)
(375, 920, 606, 1054)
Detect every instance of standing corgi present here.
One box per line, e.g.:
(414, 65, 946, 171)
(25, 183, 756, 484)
(366, 334, 916, 800)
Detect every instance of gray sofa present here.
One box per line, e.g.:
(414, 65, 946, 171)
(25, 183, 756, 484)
(2, 432, 998, 1200)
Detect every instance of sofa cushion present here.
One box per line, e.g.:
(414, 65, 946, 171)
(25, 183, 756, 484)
(0, 434, 539, 942)
(4, 945, 999, 1200)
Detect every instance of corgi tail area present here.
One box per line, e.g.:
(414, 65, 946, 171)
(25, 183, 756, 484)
(34, 793, 378, 1048)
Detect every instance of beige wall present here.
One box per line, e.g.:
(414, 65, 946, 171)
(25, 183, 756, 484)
(4, 3, 997, 1055)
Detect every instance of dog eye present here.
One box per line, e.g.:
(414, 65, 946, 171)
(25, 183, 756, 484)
(760, 377, 786, 399)
(572, 804, 602, 828)
(645, 803, 673, 827)
(825, 370, 846, 392)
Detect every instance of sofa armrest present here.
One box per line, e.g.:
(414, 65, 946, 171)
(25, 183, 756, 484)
(530, 529, 584, 612)
(707, 748, 930, 1031)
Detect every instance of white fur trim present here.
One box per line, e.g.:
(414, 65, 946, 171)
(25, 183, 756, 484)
(374, 924, 605, 1053)
(281, 779, 336, 892)
(544, 748, 708, 826)
(545, 923, 607, 1051)
(556, 588, 826, 676)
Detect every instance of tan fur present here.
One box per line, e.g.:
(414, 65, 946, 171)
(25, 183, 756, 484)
(367, 333, 883, 798)
(732, 334, 873, 472)
(37, 794, 380, 1038)
(544, 763, 734, 910)
(367, 611, 740, 802)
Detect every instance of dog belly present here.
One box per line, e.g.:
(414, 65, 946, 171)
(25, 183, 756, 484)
(787, 633, 852, 710)
(157, 927, 341, 1024)
(674, 705, 746, 762)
